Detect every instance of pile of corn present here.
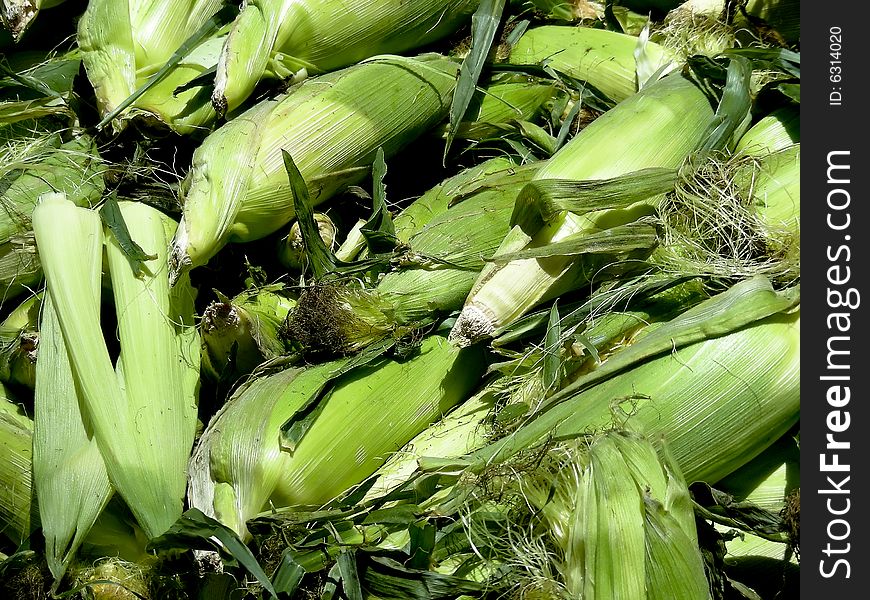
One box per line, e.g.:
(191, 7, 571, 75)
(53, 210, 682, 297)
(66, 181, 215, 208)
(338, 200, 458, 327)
(1, 0, 799, 598)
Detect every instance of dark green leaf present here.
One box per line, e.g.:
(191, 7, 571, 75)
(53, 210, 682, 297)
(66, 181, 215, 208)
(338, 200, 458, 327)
(444, 0, 507, 159)
(700, 56, 753, 151)
(272, 549, 306, 596)
(360, 555, 483, 599)
(100, 195, 158, 276)
(777, 82, 800, 103)
(407, 523, 436, 571)
(553, 97, 582, 153)
(361, 148, 399, 253)
(541, 301, 562, 393)
(282, 150, 337, 279)
(361, 504, 421, 526)
(147, 509, 277, 599)
(723, 47, 800, 78)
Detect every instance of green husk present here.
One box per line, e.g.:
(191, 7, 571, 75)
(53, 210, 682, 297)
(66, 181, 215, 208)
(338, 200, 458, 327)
(283, 160, 543, 356)
(170, 54, 461, 279)
(201, 284, 296, 384)
(0, 383, 34, 546)
(33, 194, 200, 539)
(450, 71, 717, 346)
(433, 277, 800, 486)
(734, 106, 800, 157)
(33, 293, 113, 587)
(213, 0, 480, 115)
(188, 332, 486, 540)
(506, 25, 676, 103)
(77, 0, 227, 133)
(452, 431, 709, 598)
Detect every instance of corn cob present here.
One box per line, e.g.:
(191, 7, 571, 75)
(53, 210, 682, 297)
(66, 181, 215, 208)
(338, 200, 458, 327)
(213, 0, 480, 115)
(188, 332, 486, 540)
(33, 194, 200, 539)
(0, 383, 34, 546)
(77, 0, 227, 133)
(169, 55, 460, 281)
(449, 72, 716, 346)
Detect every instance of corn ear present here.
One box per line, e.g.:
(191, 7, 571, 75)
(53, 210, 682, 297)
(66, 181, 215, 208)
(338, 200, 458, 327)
(213, 0, 479, 114)
(33, 194, 199, 538)
(442, 73, 565, 142)
(445, 277, 800, 486)
(170, 55, 460, 279)
(392, 156, 522, 241)
(510, 432, 709, 599)
(189, 333, 486, 539)
(450, 72, 716, 345)
(201, 284, 296, 384)
(0, 384, 34, 546)
(277, 213, 338, 271)
(0, 292, 40, 389)
(506, 25, 676, 102)
(284, 160, 543, 355)
(77, 0, 226, 132)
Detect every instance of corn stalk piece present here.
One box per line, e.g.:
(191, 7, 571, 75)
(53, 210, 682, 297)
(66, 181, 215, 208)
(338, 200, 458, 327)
(169, 54, 460, 280)
(77, 0, 227, 133)
(449, 72, 717, 346)
(33, 194, 200, 539)
(188, 332, 486, 540)
(213, 0, 480, 115)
